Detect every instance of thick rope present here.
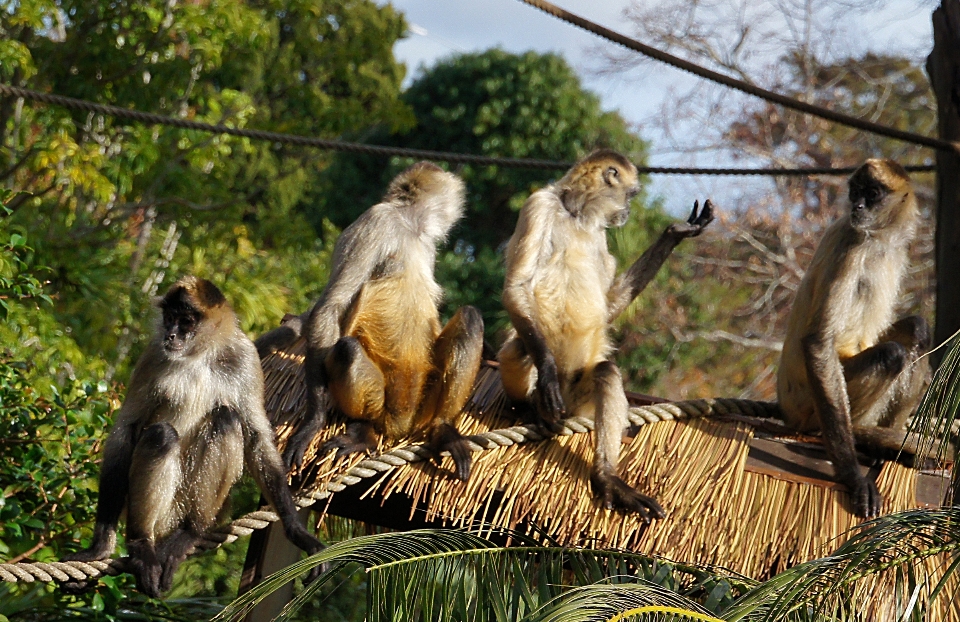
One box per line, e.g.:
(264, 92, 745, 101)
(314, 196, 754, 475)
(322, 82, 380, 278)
(518, 0, 960, 154)
(0, 84, 935, 176)
(0, 397, 777, 584)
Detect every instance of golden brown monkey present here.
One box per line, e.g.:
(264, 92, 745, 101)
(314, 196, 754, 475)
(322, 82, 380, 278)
(65, 277, 322, 598)
(498, 149, 714, 520)
(267, 162, 484, 481)
(778, 159, 931, 518)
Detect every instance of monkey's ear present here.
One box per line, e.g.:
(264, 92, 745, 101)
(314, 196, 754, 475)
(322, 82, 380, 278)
(602, 166, 620, 187)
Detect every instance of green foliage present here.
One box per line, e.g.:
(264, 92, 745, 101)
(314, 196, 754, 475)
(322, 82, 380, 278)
(217, 507, 960, 622)
(1, 0, 411, 380)
(215, 530, 753, 622)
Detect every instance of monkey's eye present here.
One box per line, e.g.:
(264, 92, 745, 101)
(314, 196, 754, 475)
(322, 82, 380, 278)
(606, 167, 619, 179)
(865, 187, 883, 203)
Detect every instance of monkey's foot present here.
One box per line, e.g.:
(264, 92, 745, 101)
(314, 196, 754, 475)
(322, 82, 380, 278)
(126, 539, 164, 599)
(590, 471, 666, 522)
(428, 422, 473, 481)
(848, 475, 883, 519)
(320, 421, 378, 460)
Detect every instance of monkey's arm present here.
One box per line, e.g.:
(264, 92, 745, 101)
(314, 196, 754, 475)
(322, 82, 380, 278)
(291, 210, 399, 469)
(608, 200, 714, 321)
(502, 202, 565, 427)
(305, 209, 397, 349)
(254, 313, 306, 359)
(802, 331, 882, 518)
(240, 397, 323, 556)
(65, 350, 160, 562)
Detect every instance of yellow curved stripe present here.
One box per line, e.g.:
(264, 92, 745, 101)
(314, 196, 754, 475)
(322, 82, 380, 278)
(607, 605, 727, 622)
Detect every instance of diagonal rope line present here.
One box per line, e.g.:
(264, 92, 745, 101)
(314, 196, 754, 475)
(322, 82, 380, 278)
(0, 397, 777, 585)
(0, 83, 935, 175)
(517, 0, 960, 154)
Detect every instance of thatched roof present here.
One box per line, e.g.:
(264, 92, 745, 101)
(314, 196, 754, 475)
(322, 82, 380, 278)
(261, 336, 956, 617)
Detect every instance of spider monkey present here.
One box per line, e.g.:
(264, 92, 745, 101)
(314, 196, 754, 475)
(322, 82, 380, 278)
(778, 159, 933, 518)
(498, 149, 714, 521)
(65, 277, 322, 597)
(264, 162, 484, 481)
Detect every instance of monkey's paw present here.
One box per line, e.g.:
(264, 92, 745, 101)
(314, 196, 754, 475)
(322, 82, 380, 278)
(126, 540, 164, 599)
(850, 476, 883, 519)
(590, 471, 666, 522)
(668, 199, 715, 239)
(428, 422, 473, 482)
(319, 433, 374, 461)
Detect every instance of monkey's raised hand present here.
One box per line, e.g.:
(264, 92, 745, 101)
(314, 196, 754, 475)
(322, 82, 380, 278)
(667, 199, 714, 239)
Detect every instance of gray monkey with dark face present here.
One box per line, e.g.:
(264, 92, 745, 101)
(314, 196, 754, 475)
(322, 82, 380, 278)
(65, 276, 322, 598)
(778, 159, 933, 518)
(498, 149, 714, 521)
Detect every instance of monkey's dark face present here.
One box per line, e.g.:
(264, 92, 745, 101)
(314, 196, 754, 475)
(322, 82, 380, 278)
(161, 296, 202, 357)
(848, 175, 890, 229)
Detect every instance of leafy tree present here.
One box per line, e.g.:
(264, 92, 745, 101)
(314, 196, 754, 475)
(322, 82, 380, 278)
(1, 0, 412, 381)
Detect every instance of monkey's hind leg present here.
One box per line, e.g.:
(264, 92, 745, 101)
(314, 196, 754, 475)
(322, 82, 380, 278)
(152, 406, 244, 593)
(585, 362, 666, 521)
(319, 336, 386, 459)
(844, 316, 931, 429)
(126, 422, 183, 598)
(420, 306, 484, 481)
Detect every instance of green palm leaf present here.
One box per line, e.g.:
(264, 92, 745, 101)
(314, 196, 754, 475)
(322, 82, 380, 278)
(721, 507, 960, 621)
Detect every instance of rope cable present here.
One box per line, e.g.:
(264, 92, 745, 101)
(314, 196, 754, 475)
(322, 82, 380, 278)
(517, 0, 960, 154)
(0, 83, 935, 176)
(0, 397, 776, 585)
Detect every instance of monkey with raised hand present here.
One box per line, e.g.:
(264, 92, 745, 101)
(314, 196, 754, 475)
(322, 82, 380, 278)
(65, 277, 322, 598)
(778, 159, 932, 519)
(498, 149, 714, 520)
(270, 162, 484, 481)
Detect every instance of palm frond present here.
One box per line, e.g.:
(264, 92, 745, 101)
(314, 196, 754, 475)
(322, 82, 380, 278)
(529, 583, 723, 622)
(721, 507, 960, 621)
(214, 529, 751, 622)
(912, 328, 960, 463)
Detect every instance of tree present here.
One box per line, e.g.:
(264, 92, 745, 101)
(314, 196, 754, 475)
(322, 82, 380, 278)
(0, 0, 412, 617)
(1, 0, 412, 381)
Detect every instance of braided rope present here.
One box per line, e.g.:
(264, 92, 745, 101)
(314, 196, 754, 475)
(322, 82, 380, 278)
(0, 83, 936, 176)
(0, 397, 778, 584)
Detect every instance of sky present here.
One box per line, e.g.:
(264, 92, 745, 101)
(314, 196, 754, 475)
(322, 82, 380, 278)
(382, 0, 937, 211)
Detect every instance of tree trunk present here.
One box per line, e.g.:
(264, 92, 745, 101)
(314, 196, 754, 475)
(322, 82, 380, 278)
(927, 1, 960, 359)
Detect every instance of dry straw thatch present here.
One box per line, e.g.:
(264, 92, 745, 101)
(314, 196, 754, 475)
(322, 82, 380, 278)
(262, 336, 957, 616)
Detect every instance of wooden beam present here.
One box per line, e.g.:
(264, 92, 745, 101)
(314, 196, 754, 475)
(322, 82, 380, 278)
(927, 0, 960, 359)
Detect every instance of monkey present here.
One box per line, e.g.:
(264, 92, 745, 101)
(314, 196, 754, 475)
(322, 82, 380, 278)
(65, 276, 322, 598)
(497, 149, 714, 521)
(777, 158, 932, 519)
(269, 162, 484, 482)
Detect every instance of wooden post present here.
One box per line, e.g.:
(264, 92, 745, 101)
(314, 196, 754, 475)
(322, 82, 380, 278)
(927, 0, 960, 358)
(238, 508, 312, 622)
(927, 0, 960, 503)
